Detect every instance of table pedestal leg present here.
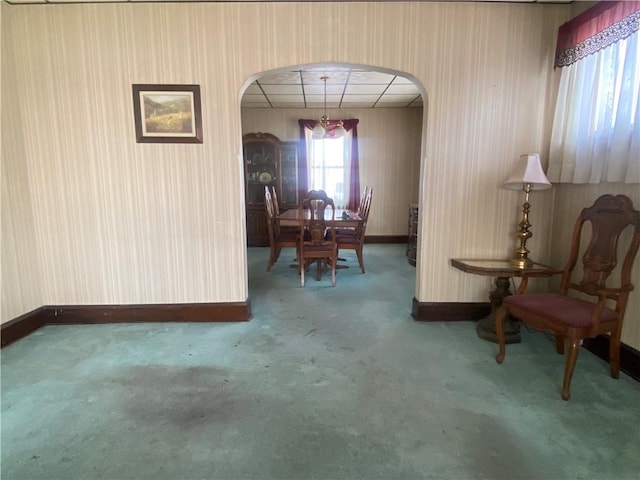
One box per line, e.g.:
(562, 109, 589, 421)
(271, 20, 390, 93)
(476, 276, 521, 344)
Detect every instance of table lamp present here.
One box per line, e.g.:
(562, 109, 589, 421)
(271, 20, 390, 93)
(504, 153, 552, 269)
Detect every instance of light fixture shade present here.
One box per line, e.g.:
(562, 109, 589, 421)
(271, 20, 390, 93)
(332, 122, 347, 139)
(504, 153, 552, 191)
(311, 122, 325, 140)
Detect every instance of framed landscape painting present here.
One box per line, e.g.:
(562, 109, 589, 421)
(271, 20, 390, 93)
(132, 84, 203, 143)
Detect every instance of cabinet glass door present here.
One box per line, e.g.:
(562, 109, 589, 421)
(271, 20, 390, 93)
(245, 142, 277, 205)
(280, 142, 299, 207)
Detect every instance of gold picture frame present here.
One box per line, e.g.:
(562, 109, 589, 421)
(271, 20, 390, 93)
(132, 84, 203, 144)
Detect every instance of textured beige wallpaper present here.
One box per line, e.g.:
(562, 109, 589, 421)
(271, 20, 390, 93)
(3, 2, 589, 334)
(241, 106, 423, 236)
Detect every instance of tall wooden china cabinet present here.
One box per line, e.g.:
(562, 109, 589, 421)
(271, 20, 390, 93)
(243, 132, 300, 246)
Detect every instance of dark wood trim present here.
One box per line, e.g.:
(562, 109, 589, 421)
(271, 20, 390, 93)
(583, 335, 640, 382)
(411, 298, 491, 322)
(1, 307, 55, 348)
(365, 235, 407, 244)
(1, 301, 251, 348)
(50, 302, 251, 324)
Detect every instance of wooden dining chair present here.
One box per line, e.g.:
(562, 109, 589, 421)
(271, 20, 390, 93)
(264, 187, 298, 271)
(297, 190, 337, 286)
(332, 186, 372, 238)
(272, 185, 298, 234)
(271, 186, 281, 214)
(336, 187, 373, 273)
(495, 194, 640, 400)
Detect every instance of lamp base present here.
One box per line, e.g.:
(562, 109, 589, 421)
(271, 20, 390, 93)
(509, 257, 533, 269)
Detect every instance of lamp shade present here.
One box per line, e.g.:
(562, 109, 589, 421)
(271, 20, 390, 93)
(311, 122, 325, 140)
(504, 153, 552, 191)
(332, 121, 346, 139)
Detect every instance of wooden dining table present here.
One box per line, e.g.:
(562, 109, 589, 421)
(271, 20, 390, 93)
(277, 208, 363, 228)
(277, 208, 363, 272)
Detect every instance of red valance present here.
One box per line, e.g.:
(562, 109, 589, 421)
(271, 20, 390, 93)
(555, 1, 640, 67)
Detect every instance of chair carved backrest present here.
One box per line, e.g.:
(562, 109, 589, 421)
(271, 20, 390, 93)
(271, 186, 281, 214)
(298, 190, 337, 286)
(355, 187, 373, 238)
(357, 186, 372, 217)
(561, 195, 640, 312)
(301, 190, 335, 245)
(264, 186, 279, 240)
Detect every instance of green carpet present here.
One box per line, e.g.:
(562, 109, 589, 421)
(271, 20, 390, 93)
(2, 245, 639, 479)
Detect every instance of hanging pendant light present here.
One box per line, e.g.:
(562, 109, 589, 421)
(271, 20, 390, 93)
(312, 76, 345, 140)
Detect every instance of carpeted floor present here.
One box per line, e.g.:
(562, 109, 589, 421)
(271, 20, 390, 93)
(2, 244, 639, 480)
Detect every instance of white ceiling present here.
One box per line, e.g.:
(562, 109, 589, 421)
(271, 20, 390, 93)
(243, 67, 424, 109)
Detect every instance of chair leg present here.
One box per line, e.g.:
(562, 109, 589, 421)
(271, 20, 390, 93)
(267, 246, 278, 271)
(555, 334, 565, 354)
(561, 338, 580, 401)
(300, 255, 305, 287)
(331, 253, 336, 286)
(610, 327, 622, 379)
(495, 306, 507, 364)
(356, 247, 365, 273)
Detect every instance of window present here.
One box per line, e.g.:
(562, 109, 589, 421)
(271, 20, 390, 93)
(548, 3, 640, 184)
(299, 118, 360, 209)
(307, 135, 349, 208)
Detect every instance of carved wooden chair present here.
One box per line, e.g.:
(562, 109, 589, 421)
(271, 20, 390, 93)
(270, 185, 281, 214)
(333, 186, 372, 237)
(336, 187, 373, 273)
(297, 190, 337, 286)
(265, 186, 298, 271)
(495, 194, 640, 400)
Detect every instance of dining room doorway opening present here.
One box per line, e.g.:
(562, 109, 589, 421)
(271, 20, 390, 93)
(239, 62, 427, 306)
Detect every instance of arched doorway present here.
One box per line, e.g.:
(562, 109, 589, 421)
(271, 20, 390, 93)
(239, 63, 427, 299)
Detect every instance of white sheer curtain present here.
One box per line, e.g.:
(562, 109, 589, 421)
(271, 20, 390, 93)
(549, 29, 640, 183)
(304, 128, 353, 208)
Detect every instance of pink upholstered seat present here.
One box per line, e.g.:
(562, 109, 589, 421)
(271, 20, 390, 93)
(504, 293, 618, 328)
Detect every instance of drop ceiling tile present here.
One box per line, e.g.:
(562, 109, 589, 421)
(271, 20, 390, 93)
(341, 102, 377, 108)
(261, 84, 303, 95)
(243, 67, 425, 109)
(305, 94, 343, 104)
(385, 84, 420, 94)
(244, 84, 262, 95)
(374, 103, 410, 108)
(342, 94, 382, 104)
(348, 71, 395, 84)
(242, 94, 269, 104)
(391, 76, 417, 85)
(264, 95, 306, 105)
(307, 103, 342, 109)
(259, 71, 301, 84)
(344, 84, 386, 95)
(376, 94, 418, 104)
(302, 71, 350, 84)
(304, 84, 344, 95)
